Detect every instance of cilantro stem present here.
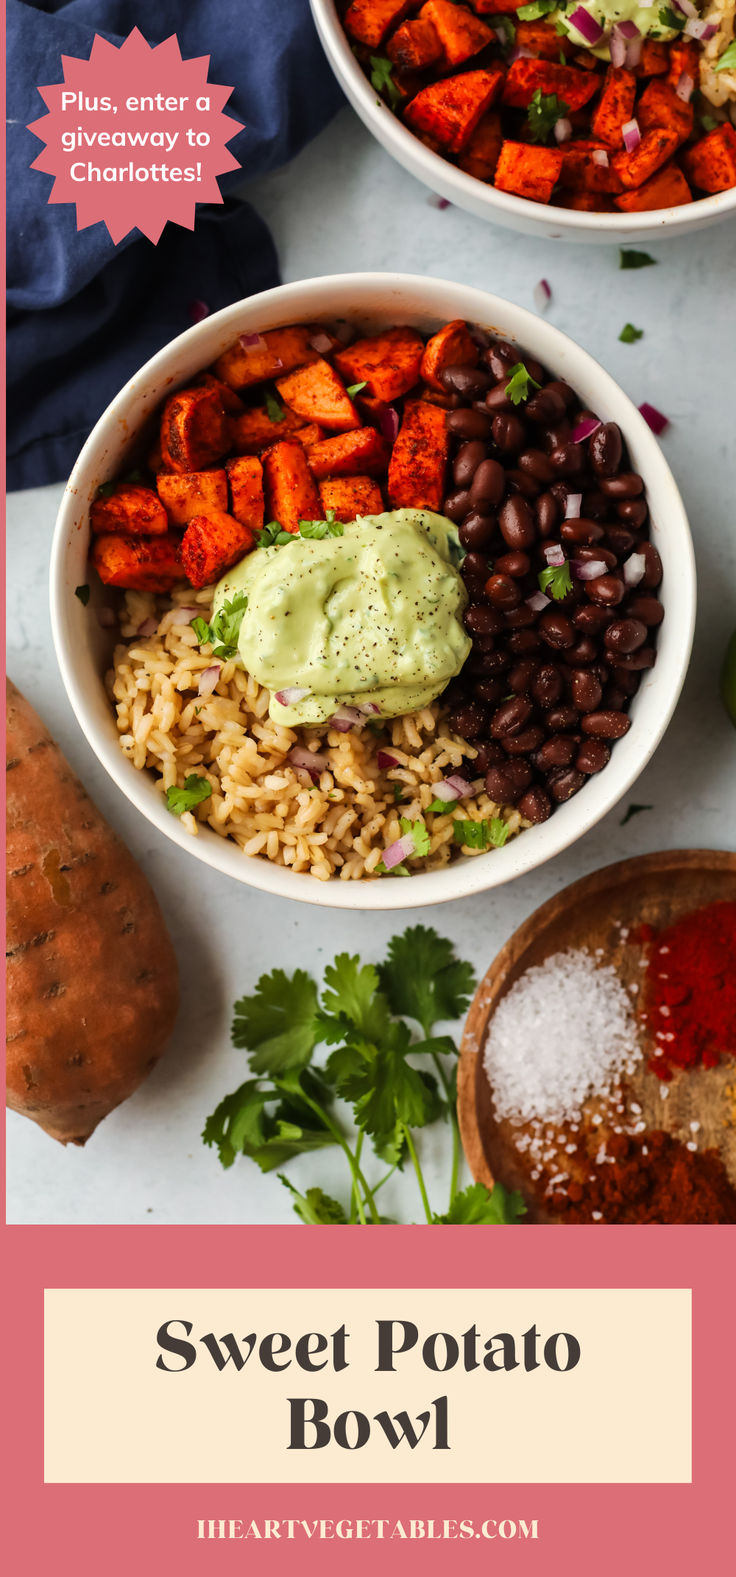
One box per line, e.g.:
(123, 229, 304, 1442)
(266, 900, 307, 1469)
(298, 1090, 378, 1225)
(372, 1162, 399, 1195)
(402, 1125, 433, 1225)
(428, 1051, 461, 1209)
(349, 1131, 365, 1224)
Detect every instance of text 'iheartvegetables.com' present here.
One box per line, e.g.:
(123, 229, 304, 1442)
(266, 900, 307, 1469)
(27, 27, 242, 242)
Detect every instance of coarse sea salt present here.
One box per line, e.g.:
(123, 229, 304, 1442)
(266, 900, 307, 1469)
(483, 948, 642, 1130)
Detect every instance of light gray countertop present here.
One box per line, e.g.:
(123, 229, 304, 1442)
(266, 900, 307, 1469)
(6, 108, 735, 1224)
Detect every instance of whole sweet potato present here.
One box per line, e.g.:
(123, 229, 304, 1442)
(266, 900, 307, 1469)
(6, 682, 179, 1145)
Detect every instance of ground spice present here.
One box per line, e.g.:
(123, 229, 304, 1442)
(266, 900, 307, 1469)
(546, 1130, 736, 1224)
(639, 901, 736, 1080)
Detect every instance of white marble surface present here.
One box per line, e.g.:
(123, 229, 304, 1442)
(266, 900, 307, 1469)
(6, 108, 735, 1225)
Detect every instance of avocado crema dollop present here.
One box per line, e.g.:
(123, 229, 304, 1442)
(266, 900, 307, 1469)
(212, 510, 472, 728)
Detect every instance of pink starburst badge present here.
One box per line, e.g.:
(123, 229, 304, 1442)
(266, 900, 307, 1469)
(27, 28, 243, 245)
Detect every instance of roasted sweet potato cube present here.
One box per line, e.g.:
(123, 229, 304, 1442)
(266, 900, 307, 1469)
(666, 40, 700, 89)
(387, 398, 449, 512)
(90, 484, 168, 537)
(213, 325, 316, 390)
(334, 327, 424, 403)
(515, 22, 575, 60)
(344, 0, 411, 46)
(420, 320, 479, 392)
(387, 16, 442, 70)
(318, 476, 385, 521)
(458, 110, 503, 181)
(156, 471, 228, 526)
(637, 40, 669, 77)
(180, 511, 255, 590)
(91, 532, 182, 592)
(555, 189, 615, 212)
(160, 386, 229, 474)
(611, 127, 680, 190)
(306, 427, 390, 480)
(614, 160, 692, 211)
(501, 59, 599, 112)
(229, 403, 307, 454)
(262, 440, 322, 534)
(494, 140, 564, 203)
(471, 0, 529, 10)
(682, 124, 736, 194)
(293, 423, 326, 449)
(276, 358, 360, 433)
(405, 69, 504, 153)
(590, 68, 637, 148)
(560, 140, 623, 195)
(197, 373, 245, 415)
(419, 0, 493, 64)
(226, 458, 265, 533)
(638, 79, 694, 146)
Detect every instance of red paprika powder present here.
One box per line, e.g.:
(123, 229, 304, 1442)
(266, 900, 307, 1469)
(639, 901, 736, 1080)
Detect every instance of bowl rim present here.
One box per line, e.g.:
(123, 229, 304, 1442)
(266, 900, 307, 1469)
(50, 271, 696, 911)
(310, 0, 736, 237)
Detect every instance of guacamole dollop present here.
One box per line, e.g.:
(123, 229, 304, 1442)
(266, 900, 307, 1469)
(562, 0, 679, 50)
(213, 510, 471, 728)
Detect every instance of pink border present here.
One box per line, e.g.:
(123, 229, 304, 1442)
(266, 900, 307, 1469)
(2, 1224, 734, 1573)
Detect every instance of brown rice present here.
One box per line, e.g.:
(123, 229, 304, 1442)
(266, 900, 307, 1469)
(108, 584, 525, 882)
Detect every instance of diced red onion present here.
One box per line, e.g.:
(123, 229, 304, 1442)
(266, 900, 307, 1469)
(565, 492, 582, 519)
(330, 717, 356, 733)
(189, 299, 210, 324)
(197, 664, 221, 697)
(509, 45, 534, 62)
(239, 332, 266, 351)
(272, 358, 284, 370)
(592, 148, 610, 167)
(136, 616, 158, 637)
(428, 194, 451, 209)
(382, 832, 416, 870)
(443, 774, 475, 798)
(293, 766, 315, 787)
(544, 543, 566, 567)
(616, 19, 641, 38)
(289, 745, 328, 782)
(639, 401, 669, 435)
(684, 17, 715, 38)
(610, 32, 627, 67)
(573, 558, 608, 581)
(625, 36, 643, 67)
(97, 607, 116, 629)
(332, 320, 356, 345)
(431, 779, 461, 803)
(329, 705, 366, 730)
(533, 279, 552, 314)
(554, 118, 573, 144)
(360, 701, 381, 715)
(572, 416, 602, 443)
(309, 331, 334, 355)
(675, 71, 695, 102)
(377, 750, 399, 770)
(178, 606, 202, 619)
(274, 686, 310, 706)
(623, 552, 646, 588)
(568, 6, 604, 45)
(622, 119, 641, 153)
(526, 590, 551, 612)
(379, 405, 400, 442)
(673, 0, 698, 17)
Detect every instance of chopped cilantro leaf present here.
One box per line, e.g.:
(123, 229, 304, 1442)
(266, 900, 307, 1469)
(494, 16, 516, 47)
(620, 249, 657, 270)
(393, 783, 405, 804)
(554, 16, 569, 34)
(619, 323, 644, 344)
(376, 860, 410, 876)
(166, 774, 212, 817)
(658, 4, 686, 29)
(346, 381, 367, 397)
(74, 584, 90, 605)
(378, 926, 475, 1038)
(264, 390, 285, 423)
(298, 511, 345, 540)
(370, 55, 402, 110)
(256, 519, 293, 547)
(453, 817, 510, 850)
(518, 0, 556, 16)
(434, 1180, 527, 1224)
(232, 967, 320, 1073)
(400, 815, 430, 858)
(620, 803, 653, 826)
(527, 88, 569, 145)
(190, 592, 248, 660)
(279, 1175, 347, 1225)
(505, 361, 542, 405)
(427, 797, 452, 813)
(700, 113, 718, 132)
(538, 560, 572, 600)
(716, 40, 736, 72)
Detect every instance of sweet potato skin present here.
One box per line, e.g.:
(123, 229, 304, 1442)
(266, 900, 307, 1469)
(90, 484, 168, 537)
(681, 124, 736, 194)
(262, 439, 322, 533)
(306, 427, 390, 479)
(318, 476, 385, 521)
(387, 397, 449, 511)
(420, 319, 479, 391)
(160, 385, 229, 473)
(226, 457, 265, 531)
(180, 511, 255, 589)
(156, 470, 228, 526)
(213, 325, 316, 389)
(333, 327, 425, 403)
(6, 680, 179, 1145)
(91, 533, 182, 592)
(405, 69, 504, 152)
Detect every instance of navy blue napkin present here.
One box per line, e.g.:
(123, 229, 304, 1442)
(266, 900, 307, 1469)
(7, 0, 344, 491)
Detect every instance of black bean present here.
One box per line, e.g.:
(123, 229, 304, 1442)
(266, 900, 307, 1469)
(517, 785, 552, 823)
(534, 734, 577, 770)
(562, 635, 598, 666)
(640, 541, 663, 588)
(610, 646, 656, 671)
(535, 491, 559, 537)
(548, 767, 586, 802)
(617, 498, 648, 527)
(449, 702, 489, 739)
(485, 764, 526, 805)
(461, 552, 490, 582)
(465, 603, 502, 635)
(526, 387, 566, 423)
(602, 686, 627, 711)
(580, 711, 631, 739)
(508, 658, 539, 693)
(518, 448, 555, 484)
(569, 669, 603, 712)
(447, 408, 492, 440)
(499, 493, 536, 549)
(490, 696, 533, 737)
(573, 603, 613, 634)
(502, 725, 545, 755)
(443, 488, 471, 523)
(453, 440, 487, 488)
(539, 609, 575, 650)
(576, 740, 610, 774)
(561, 518, 604, 545)
(473, 740, 505, 773)
(590, 422, 623, 477)
(459, 510, 497, 550)
(492, 413, 527, 453)
(440, 364, 490, 399)
(506, 468, 541, 499)
(484, 574, 522, 610)
(508, 629, 542, 654)
(604, 618, 648, 655)
(469, 457, 506, 509)
(483, 342, 518, 381)
(545, 705, 580, 731)
(545, 380, 576, 410)
(586, 574, 625, 607)
(549, 443, 585, 478)
(599, 472, 644, 499)
(604, 525, 636, 556)
(627, 594, 664, 627)
(532, 664, 563, 708)
(504, 603, 538, 628)
(610, 667, 640, 697)
(474, 678, 507, 705)
(484, 384, 513, 414)
(575, 545, 618, 569)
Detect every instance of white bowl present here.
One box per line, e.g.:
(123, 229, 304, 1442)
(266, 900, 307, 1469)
(50, 272, 695, 910)
(310, 0, 736, 243)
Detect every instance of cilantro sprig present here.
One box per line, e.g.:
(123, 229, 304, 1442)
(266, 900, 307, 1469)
(620, 249, 657, 270)
(538, 559, 573, 600)
(715, 41, 736, 72)
(264, 390, 285, 423)
(256, 512, 345, 548)
(203, 928, 526, 1227)
(370, 55, 402, 110)
(191, 592, 248, 660)
(453, 818, 510, 850)
(658, 5, 686, 30)
(166, 774, 212, 817)
(619, 323, 643, 344)
(505, 362, 541, 405)
(527, 88, 569, 144)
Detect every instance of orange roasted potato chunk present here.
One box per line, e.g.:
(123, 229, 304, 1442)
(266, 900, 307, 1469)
(611, 127, 680, 190)
(405, 69, 504, 153)
(590, 68, 637, 148)
(91, 533, 182, 592)
(614, 161, 692, 211)
(419, 1, 494, 65)
(502, 59, 599, 112)
(262, 439, 322, 534)
(560, 140, 624, 195)
(515, 21, 575, 59)
(387, 17, 442, 71)
(682, 124, 736, 194)
(276, 358, 360, 432)
(387, 398, 449, 512)
(420, 320, 479, 392)
(344, 0, 411, 47)
(637, 79, 694, 146)
(160, 385, 229, 473)
(318, 476, 385, 521)
(213, 325, 317, 390)
(306, 427, 390, 480)
(226, 457, 265, 532)
(90, 484, 168, 537)
(180, 511, 255, 590)
(334, 326, 424, 403)
(156, 470, 228, 526)
(229, 403, 307, 454)
(458, 110, 503, 181)
(494, 140, 564, 203)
